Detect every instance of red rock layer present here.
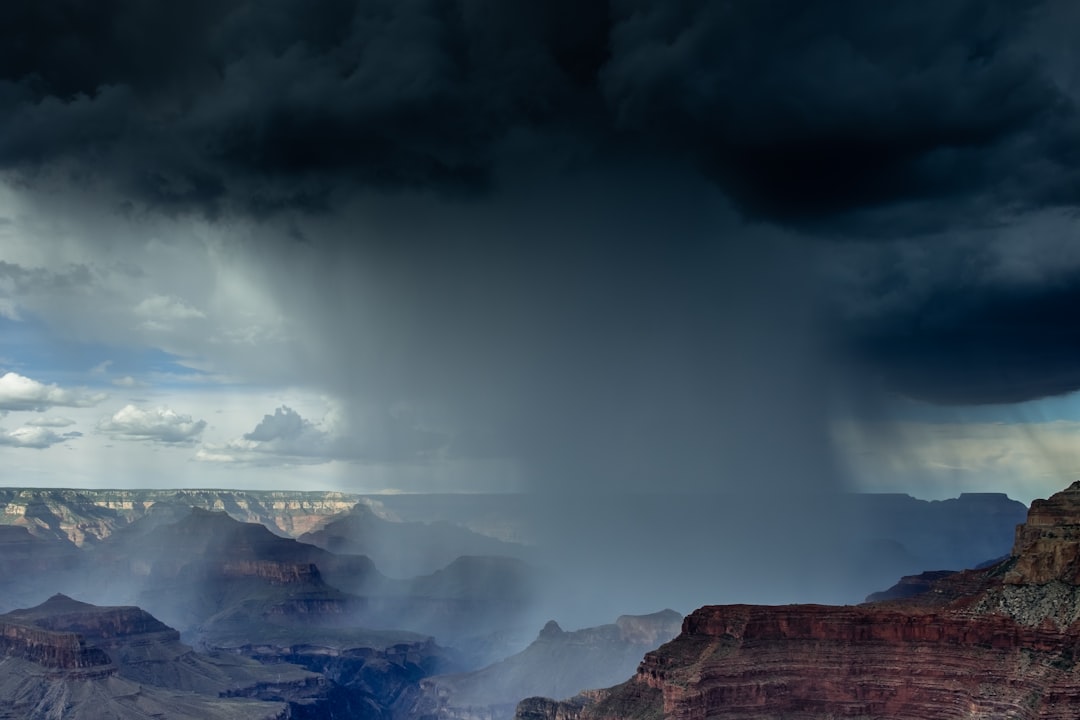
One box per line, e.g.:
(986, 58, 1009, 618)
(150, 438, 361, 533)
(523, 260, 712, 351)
(519, 483, 1080, 720)
(1007, 481, 1080, 585)
(221, 560, 322, 585)
(623, 603, 1080, 719)
(0, 621, 113, 672)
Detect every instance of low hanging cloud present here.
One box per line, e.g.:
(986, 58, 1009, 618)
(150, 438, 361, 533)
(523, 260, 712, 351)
(98, 404, 207, 443)
(0, 372, 106, 412)
(197, 405, 445, 465)
(0, 425, 81, 449)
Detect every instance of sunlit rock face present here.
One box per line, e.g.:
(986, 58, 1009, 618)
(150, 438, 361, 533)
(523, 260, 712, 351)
(515, 483, 1080, 720)
(1006, 481, 1080, 586)
(0, 488, 363, 545)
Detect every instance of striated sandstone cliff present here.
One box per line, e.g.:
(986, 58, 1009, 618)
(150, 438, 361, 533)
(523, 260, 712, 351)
(0, 621, 113, 674)
(516, 482, 1080, 720)
(0, 594, 340, 719)
(0, 488, 365, 545)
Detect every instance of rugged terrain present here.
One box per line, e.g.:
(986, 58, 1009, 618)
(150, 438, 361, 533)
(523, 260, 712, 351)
(516, 482, 1080, 720)
(298, 501, 530, 577)
(0, 488, 365, 545)
(0, 487, 1036, 719)
(74, 508, 537, 656)
(395, 610, 682, 720)
(0, 595, 324, 719)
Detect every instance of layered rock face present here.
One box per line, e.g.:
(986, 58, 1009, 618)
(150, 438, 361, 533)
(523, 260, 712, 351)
(1005, 485, 1080, 585)
(0, 595, 312, 719)
(0, 621, 113, 673)
(518, 483, 1080, 720)
(0, 488, 365, 545)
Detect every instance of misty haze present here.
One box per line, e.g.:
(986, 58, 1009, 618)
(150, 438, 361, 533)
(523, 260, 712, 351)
(4, 0, 1080, 718)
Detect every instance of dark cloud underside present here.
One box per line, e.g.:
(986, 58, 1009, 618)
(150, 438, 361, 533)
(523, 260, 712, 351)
(2, 0, 1076, 224)
(4, 0, 1080, 410)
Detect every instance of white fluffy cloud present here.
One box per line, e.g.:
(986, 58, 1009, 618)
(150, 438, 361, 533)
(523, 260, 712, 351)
(0, 372, 106, 412)
(98, 404, 207, 443)
(197, 405, 338, 464)
(0, 425, 81, 449)
(197, 404, 444, 465)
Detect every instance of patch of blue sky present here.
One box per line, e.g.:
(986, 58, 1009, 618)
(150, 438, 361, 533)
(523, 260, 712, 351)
(0, 315, 210, 388)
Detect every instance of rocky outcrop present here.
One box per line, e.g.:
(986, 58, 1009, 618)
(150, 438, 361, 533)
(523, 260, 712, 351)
(0, 621, 113, 673)
(515, 694, 597, 720)
(514, 483, 1080, 720)
(210, 630, 450, 719)
(1005, 481, 1080, 585)
(396, 610, 681, 720)
(79, 507, 384, 631)
(0, 594, 347, 718)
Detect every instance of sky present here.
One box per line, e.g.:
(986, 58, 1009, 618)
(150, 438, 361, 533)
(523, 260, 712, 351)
(3, 0, 1080, 506)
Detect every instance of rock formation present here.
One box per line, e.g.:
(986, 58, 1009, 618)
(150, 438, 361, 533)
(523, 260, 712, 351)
(515, 482, 1080, 720)
(0, 488, 365, 545)
(396, 610, 682, 720)
(0, 595, 318, 719)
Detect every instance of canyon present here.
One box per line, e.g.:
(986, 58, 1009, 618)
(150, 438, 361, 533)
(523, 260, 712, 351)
(517, 481, 1080, 720)
(394, 610, 683, 720)
(0, 486, 1039, 719)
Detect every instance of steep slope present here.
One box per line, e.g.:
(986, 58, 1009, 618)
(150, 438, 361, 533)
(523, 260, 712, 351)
(515, 482, 1080, 720)
(2, 594, 320, 699)
(81, 507, 384, 635)
(0, 664, 289, 720)
(0, 597, 294, 720)
(396, 610, 682, 720)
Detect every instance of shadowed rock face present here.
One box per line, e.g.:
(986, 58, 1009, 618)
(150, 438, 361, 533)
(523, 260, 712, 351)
(514, 482, 1080, 720)
(0, 621, 113, 673)
(395, 610, 682, 720)
(0, 595, 311, 719)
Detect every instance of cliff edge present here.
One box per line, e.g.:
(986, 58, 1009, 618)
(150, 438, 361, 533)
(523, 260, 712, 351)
(517, 482, 1080, 720)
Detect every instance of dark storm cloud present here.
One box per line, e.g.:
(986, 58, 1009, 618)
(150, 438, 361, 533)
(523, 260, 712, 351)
(846, 263, 1080, 405)
(600, 0, 1079, 228)
(5, 1, 1080, 411)
(3, 0, 1078, 228)
(13, 0, 1071, 615)
(0, 0, 610, 214)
